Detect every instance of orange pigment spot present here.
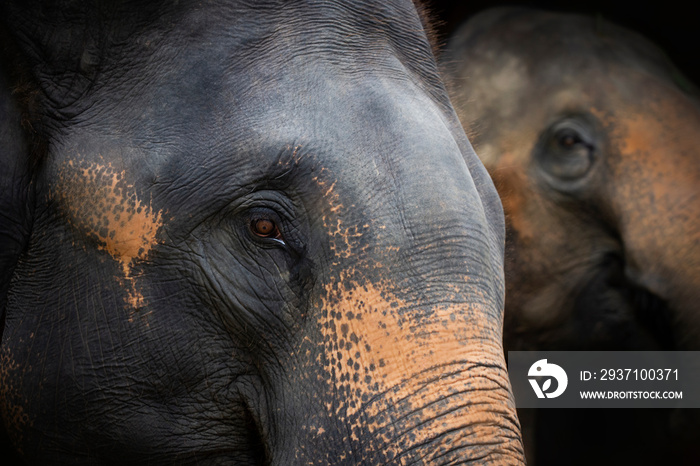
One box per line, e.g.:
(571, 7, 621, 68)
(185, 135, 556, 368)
(316, 277, 519, 462)
(313, 172, 367, 261)
(54, 160, 163, 320)
(0, 347, 30, 455)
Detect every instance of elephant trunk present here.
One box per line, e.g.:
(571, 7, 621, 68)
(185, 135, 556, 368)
(267, 166, 523, 463)
(233, 78, 526, 463)
(266, 284, 524, 465)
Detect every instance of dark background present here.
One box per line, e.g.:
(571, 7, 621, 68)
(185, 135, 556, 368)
(426, 0, 700, 86)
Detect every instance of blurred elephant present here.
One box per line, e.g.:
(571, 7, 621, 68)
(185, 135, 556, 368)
(443, 7, 700, 466)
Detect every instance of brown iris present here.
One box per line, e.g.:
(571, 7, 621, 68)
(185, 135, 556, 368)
(251, 218, 281, 239)
(557, 131, 581, 149)
(561, 135, 576, 147)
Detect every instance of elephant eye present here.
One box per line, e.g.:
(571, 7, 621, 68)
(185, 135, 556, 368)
(250, 218, 284, 243)
(548, 128, 593, 179)
(538, 117, 597, 185)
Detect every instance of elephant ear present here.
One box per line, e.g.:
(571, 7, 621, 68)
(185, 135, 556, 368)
(0, 63, 33, 336)
(0, 58, 33, 463)
(1, 0, 174, 121)
(1, 0, 111, 120)
(0, 1, 114, 301)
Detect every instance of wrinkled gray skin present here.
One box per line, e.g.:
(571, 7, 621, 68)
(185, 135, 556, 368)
(0, 61, 29, 466)
(443, 7, 700, 466)
(0, 1, 525, 464)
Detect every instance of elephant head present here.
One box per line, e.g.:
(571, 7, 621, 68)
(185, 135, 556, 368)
(443, 7, 700, 352)
(0, 1, 524, 463)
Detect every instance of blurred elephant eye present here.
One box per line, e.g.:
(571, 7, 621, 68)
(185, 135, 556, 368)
(538, 118, 597, 184)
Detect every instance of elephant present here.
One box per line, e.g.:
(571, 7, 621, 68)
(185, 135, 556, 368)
(0, 0, 525, 464)
(443, 7, 700, 352)
(442, 7, 700, 466)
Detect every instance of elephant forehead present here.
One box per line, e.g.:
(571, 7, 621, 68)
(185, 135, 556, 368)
(52, 159, 163, 273)
(600, 97, 700, 206)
